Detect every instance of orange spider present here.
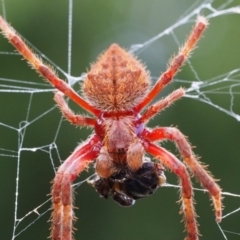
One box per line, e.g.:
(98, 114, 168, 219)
(0, 15, 222, 240)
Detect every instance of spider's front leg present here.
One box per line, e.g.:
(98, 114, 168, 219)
(0, 16, 100, 116)
(144, 141, 198, 240)
(135, 16, 208, 112)
(143, 127, 222, 222)
(52, 135, 101, 240)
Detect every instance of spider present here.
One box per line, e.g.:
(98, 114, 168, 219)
(0, 15, 222, 240)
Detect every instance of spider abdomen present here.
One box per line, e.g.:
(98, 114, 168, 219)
(83, 44, 150, 112)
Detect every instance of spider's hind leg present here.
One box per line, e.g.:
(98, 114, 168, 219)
(144, 141, 198, 240)
(143, 127, 222, 222)
(51, 135, 100, 240)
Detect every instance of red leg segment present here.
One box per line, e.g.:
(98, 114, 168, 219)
(140, 88, 185, 123)
(144, 141, 198, 240)
(135, 16, 208, 112)
(142, 127, 222, 222)
(51, 135, 101, 240)
(54, 91, 96, 127)
(0, 16, 100, 116)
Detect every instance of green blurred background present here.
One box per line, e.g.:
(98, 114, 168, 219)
(0, 0, 240, 239)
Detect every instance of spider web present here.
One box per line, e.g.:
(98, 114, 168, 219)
(0, 0, 240, 239)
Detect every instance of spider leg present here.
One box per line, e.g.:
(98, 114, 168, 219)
(140, 88, 185, 123)
(135, 16, 208, 112)
(52, 135, 101, 240)
(54, 91, 96, 127)
(144, 141, 198, 240)
(142, 127, 222, 222)
(0, 16, 100, 116)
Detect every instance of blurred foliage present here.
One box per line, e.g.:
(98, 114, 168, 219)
(0, 0, 240, 240)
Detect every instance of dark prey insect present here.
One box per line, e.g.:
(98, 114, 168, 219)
(88, 160, 166, 206)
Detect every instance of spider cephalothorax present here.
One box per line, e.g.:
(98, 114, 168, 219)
(0, 15, 222, 240)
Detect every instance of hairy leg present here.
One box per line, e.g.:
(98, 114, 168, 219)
(144, 141, 198, 240)
(51, 135, 101, 240)
(0, 16, 100, 116)
(140, 88, 185, 123)
(136, 16, 208, 112)
(54, 91, 96, 127)
(143, 127, 222, 222)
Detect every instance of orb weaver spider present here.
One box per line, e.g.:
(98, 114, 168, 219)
(0, 15, 222, 240)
